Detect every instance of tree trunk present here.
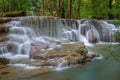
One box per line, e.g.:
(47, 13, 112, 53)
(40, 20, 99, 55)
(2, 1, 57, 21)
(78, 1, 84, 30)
(47, 0, 53, 16)
(75, 0, 81, 19)
(57, 0, 60, 17)
(41, 0, 44, 16)
(61, 0, 65, 18)
(108, 0, 114, 19)
(66, 0, 72, 19)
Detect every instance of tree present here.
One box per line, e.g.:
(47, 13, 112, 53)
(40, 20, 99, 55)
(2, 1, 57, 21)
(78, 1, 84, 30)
(57, 0, 60, 17)
(41, 0, 44, 16)
(66, 0, 72, 19)
(61, 0, 65, 18)
(108, 0, 114, 19)
(75, 0, 81, 19)
(47, 0, 53, 16)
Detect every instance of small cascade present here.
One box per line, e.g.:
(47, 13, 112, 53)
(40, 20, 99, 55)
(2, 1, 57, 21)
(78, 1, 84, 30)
(5, 21, 33, 55)
(62, 19, 120, 43)
(0, 46, 8, 54)
(55, 58, 68, 71)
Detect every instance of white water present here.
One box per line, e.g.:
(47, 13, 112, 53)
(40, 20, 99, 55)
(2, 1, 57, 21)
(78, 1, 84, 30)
(0, 17, 120, 70)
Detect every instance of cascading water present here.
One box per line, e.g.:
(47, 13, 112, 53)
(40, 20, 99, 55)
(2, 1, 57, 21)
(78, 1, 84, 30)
(0, 16, 120, 69)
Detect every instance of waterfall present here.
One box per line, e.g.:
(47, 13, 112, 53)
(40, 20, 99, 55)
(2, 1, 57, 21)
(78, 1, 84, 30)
(0, 16, 120, 70)
(0, 17, 120, 56)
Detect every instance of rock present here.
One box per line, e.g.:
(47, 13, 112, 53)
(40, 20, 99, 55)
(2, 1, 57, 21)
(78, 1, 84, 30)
(75, 47, 87, 56)
(0, 58, 9, 65)
(86, 28, 100, 43)
(89, 20, 112, 42)
(0, 33, 8, 42)
(28, 41, 101, 68)
(87, 53, 100, 58)
(66, 55, 79, 65)
(80, 24, 92, 36)
(7, 43, 18, 54)
(80, 53, 100, 64)
(1, 11, 26, 17)
(0, 26, 9, 33)
(30, 40, 51, 55)
(0, 18, 11, 24)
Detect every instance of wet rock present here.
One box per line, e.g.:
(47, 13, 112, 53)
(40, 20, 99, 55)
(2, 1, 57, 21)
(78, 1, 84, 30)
(0, 33, 9, 42)
(0, 18, 11, 24)
(30, 40, 51, 55)
(0, 26, 9, 33)
(80, 24, 92, 36)
(0, 58, 9, 65)
(1, 71, 10, 75)
(87, 53, 100, 59)
(87, 29, 100, 43)
(80, 53, 100, 64)
(29, 42, 96, 67)
(89, 20, 112, 42)
(67, 55, 79, 65)
(75, 47, 87, 56)
(7, 43, 18, 54)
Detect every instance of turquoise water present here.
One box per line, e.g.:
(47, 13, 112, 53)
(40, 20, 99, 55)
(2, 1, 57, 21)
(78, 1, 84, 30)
(27, 45, 120, 80)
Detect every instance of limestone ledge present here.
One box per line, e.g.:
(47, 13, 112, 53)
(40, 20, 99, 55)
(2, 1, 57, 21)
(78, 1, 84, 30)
(9, 42, 100, 68)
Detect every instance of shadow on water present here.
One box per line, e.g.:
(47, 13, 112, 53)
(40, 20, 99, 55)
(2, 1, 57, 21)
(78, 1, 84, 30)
(28, 44, 120, 80)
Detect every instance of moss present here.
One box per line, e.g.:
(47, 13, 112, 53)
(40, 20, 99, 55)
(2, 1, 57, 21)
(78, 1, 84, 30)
(76, 47, 87, 56)
(0, 58, 9, 65)
(3, 11, 26, 17)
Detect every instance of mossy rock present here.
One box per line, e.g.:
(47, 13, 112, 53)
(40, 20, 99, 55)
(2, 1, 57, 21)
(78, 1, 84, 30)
(76, 47, 87, 56)
(3, 11, 26, 17)
(0, 58, 9, 65)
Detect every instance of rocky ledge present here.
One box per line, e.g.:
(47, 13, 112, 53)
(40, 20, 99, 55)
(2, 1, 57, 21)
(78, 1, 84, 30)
(9, 42, 100, 68)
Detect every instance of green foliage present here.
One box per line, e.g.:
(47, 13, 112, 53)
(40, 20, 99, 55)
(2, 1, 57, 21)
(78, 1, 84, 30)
(112, 20, 120, 25)
(101, 45, 120, 61)
(0, 0, 120, 19)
